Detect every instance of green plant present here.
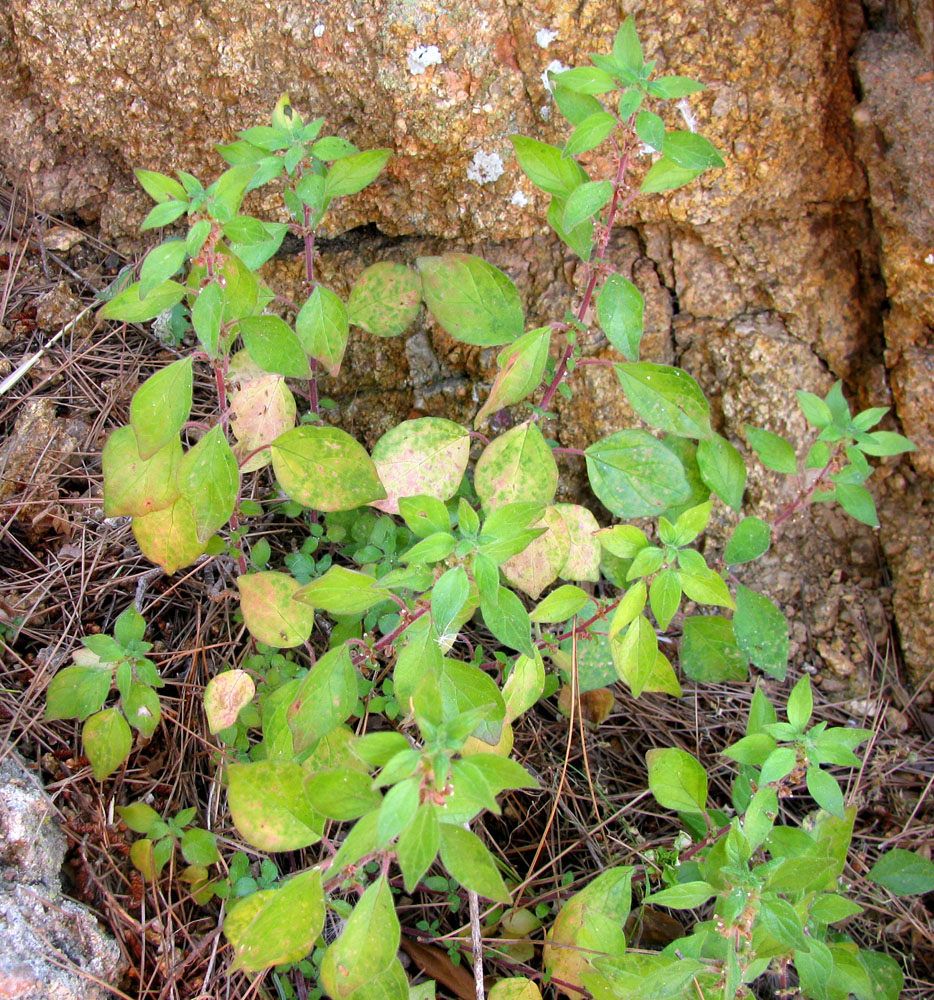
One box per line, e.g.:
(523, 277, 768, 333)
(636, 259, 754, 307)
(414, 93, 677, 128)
(118, 800, 220, 901)
(45, 605, 162, 779)
(46, 16, 929, 1000)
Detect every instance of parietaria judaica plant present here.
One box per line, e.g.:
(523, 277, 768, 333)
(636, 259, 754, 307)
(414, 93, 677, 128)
(44, 17, 930, 1000)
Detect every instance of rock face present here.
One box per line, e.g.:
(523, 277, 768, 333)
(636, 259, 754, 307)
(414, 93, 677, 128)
(0, 755, 126, 1000)
(1, 0, 932, 683)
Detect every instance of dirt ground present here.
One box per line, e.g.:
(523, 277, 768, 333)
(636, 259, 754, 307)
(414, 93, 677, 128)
(1, 180, 932, 1000)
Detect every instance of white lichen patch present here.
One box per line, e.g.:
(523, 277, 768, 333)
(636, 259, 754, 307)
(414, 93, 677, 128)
(467, 150, 505, 184)
(511, 189, 529, 207)
(925, 253, 934, 265)
(541, 59, 569, 92)
(407, 45, 442, 76)
(535, 28, 558, 49)
(314, 23, 325, 38)
(677, 97, 698, 133)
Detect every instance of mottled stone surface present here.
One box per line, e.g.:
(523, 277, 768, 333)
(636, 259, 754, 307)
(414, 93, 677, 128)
(0, 756, 125, 1000)
(1, 0, 933, 681)
(852, 26, 934, 684)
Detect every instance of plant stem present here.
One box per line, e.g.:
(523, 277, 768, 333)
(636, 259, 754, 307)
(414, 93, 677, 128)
(772, 443, 844, 530)
(537, 137, 635, 416)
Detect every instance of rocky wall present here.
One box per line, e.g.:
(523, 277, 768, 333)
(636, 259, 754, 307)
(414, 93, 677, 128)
(1, 0, 932, 688)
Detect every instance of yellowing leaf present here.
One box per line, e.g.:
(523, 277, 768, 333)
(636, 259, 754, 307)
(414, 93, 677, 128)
(501, 505, 570, 599)
(132, 497, 207, 574)
(102, 426, 181, 518)
(228, 352, 297, 472)
(204, 670, 255, 733)
(552, 503, 601, 582)
(370, 417, 470, 515)
(474, 420, 557, 513)
(237, 571, 315, 648)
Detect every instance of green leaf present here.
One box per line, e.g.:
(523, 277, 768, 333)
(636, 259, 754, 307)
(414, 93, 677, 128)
(439, 825, 510, 902)
(835, 483, 879, 527)
(547, 194, 594, 261)
(481, 585, 534, 657)
(132, 497, 207, 574)
(564, 115, 616, 158)
(598, 274, 644, 361)
(868, 848, 934, 896)
(724, 517, 770, 565)
(796, 390, 833, 428)
(227, 760, 323, 850)
(856, 430, 916, 457)
(786, 675, 813, 731)
(180, 827, 219, 865)
(759, 746, 797, 785)
(531, 585, 590, 624)
(662, 131, 724, 170)
(676, 549, 734, 609)
(225, 869, 325, 973)
(99, 278, 188, 324)
(640, 156, 703, 194)
(177, 424, 239, 542)
(295, 285, 349, 376)
(123, 681, 160, 738)
(288, 645, 359, 752)
(562, 179, 613, 230)
(475, 327, 552, 428)
(417, 253, 524, 347)
(795, 940, 833, 1000)
(612, 615, 659, 697)
(310, 135, 359, 160)
(323, 148, 391, 199)
(608, 580, 646, 638)
(83, 708, 133, 780)
(681, 615, 748, 682)
(191, 280, 224, 356)
(397, 806, 441, 893)
(238, 315, 311, 378)
(401, 531, 457, 564)
(646, 881, 715, 909)
(130, 357, 193, 460)
(615, 363, 712, 439)
(45, 664, 112, 723)
(734, 583, 789, 679)
(646, 747, 708, 816)
(431, 565, 469, 640)
(114, 605, 146, 646)
(475, 420, 557, 512)
(135, 168, 187, 203)
(509, 136, 588, 198)
(647, 76, 704, 99)
(585, 429, 690, 517)
(649, 570, 681, 631)
(635, 111, 665, 152)
(139, 240, 187, 299)
(271, 425, 386, 511)
(209, 164, 258, 222)
(304, 768, 382, 821)
(744, 426, 798, 475)
(502, 649, 546, 722)
(858, 949, 904, 1000)
(348, 262, 422, 337)
(612, 17, 643, 75)
(370, 417, 470, 515)
(294, 565, 391, 615)
(806, 766, 845, 819)
(759, 897, 810, 953)
(552, 84, 603, 126)
(118, 801, 161, 834)
(696, 434, 746, 510)
(550, 66, 618, 95)
(140, 201, 188, 231)
(320, 876, 401, 998)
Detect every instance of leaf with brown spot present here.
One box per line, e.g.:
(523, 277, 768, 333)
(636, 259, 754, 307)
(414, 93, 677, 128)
(552, 503, 601, 582)
(102, 426, 181, 518)
(237, 571, 315, 648)
(557, 685, 615, 726)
